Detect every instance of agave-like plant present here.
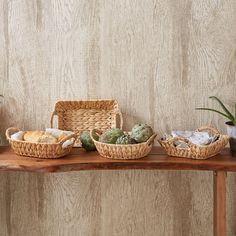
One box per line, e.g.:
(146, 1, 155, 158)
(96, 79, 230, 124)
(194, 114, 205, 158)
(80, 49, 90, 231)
(196, 96, 236, 126)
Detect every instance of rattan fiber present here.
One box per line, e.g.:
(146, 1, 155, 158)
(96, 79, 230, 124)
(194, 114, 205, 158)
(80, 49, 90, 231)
(6, 127, 77, 159)
(51, 100, 123, 146)
(158, 126, 229, 159)
(90, 129, 156, 160)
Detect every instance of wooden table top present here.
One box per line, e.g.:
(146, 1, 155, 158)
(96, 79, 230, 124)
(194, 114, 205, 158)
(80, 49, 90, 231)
(0, 146, 236, 173)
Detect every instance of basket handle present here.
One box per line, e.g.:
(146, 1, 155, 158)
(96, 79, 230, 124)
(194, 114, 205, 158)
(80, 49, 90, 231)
(6, 127, 20, 140)
(90, 129, 102, 142)
(146, 134, 157, 146)
(195, 126, 220, 135)
(59, 132, 78, 145)
(50, 111, 57, 128)
(116, 111, 123, 129)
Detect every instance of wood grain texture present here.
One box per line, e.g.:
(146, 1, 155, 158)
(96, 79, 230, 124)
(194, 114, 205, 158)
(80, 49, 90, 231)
(0, 0, 8, 144)
(0, 147, 236, 173)
(214, 171, 227, 236)
(0, 0, 236, 235)
(227, 173, 236, 236)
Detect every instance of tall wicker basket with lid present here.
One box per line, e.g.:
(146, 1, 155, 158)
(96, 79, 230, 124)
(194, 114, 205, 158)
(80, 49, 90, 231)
(51, 100, 123, 146)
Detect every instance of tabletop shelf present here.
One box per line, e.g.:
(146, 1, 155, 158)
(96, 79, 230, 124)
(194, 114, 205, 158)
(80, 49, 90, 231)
(0, 146, 234, 236)
(0, 146, 235, 173)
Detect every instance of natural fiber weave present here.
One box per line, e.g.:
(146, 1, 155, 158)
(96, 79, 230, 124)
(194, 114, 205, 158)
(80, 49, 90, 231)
(158, 126, 229, 159)
(6, 127, 77, 159)
(51, 100, 123, 146)
(90, 129, 157, 160)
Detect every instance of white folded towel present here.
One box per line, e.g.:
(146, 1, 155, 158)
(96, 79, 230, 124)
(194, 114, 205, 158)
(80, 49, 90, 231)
(11, 131, 24, 141)
(45, 128, 74, 138)
(171, 131, 216, 145)
(62, 140, 74, 148)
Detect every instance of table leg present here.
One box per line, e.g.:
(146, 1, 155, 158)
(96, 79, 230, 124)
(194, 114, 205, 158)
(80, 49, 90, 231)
(214, 171, 227, 236)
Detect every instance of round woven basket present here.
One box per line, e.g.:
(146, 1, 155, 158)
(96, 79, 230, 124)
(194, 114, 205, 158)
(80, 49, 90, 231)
(6, 127, 77, 159)
(90, 129, 157, 160)
(158, 126, 229, 159)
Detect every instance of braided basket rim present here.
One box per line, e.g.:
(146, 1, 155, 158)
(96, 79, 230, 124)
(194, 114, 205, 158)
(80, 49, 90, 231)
(90, 129, 157, 159)
(159, 134, 229, 149)
(6, 127, 77, 158)
(93, 136, 156, 147)
(158, 126, 229, 159)
(54, 99, 120, 112)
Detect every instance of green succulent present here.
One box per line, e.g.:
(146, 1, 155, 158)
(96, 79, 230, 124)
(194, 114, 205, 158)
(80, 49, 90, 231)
(80, 131, 98, 151)
(196, 96, 236, 126)
(99, 128, 124, 144)
(116, 134, 136, 145)
(131, 124, 153, 143)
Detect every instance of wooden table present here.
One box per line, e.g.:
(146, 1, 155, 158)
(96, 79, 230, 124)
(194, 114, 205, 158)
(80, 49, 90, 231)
(0, 146, 235, 236)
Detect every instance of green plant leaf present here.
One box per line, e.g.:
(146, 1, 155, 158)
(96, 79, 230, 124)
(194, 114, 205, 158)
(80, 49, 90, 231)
(196, 108, 233, 120)
(209, 96, 235, 121)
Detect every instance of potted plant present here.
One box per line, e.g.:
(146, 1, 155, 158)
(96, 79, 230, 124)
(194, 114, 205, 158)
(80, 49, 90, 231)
(196, 96, 236, 154)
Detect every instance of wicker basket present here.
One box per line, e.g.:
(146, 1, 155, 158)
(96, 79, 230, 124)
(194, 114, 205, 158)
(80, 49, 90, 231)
(90, 129, 157, 160)
(6, 127, 77, 159)
(51, 100, 123, 146)
(158, 126, 229, 159)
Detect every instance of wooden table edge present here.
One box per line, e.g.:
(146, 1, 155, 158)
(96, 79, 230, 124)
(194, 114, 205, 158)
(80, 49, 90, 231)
(0, 146, 230, 236)
(0, 146, 236, 173)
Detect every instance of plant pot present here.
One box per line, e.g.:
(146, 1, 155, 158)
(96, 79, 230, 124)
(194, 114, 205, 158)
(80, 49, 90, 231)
(226, 121, 236, 155)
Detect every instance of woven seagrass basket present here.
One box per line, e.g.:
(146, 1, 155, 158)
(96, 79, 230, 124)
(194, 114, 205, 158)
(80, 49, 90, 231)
(6, 127, 77, 159)
(158, 126, 229, 160)
(51, 100, 123, 146)
(90, 129, 157, 160)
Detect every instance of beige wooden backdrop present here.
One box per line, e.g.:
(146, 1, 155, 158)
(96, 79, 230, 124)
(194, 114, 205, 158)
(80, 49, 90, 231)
(0, 0, 236, 235)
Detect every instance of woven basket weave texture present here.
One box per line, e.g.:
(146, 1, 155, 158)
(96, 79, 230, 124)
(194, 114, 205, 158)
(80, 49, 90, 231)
(158, 126, 229, 159)
(6, 127, 77, 159)
(90, 129, 156, 160)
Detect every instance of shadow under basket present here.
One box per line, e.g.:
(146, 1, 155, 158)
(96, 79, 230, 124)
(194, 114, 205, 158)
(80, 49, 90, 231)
(90, 129, 157, 160)
(6, 127, 77, 159)
(158, 126, 229, 160)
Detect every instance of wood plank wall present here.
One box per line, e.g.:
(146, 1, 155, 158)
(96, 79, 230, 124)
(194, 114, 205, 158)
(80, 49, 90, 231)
(0, 0, 236, 235)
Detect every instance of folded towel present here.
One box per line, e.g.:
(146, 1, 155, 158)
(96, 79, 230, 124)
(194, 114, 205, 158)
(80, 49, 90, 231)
(45, 128, 74, 138)
(62, 140, 74, 148)
(11, 131, 24, 141)
(171, 130, 217, 145)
